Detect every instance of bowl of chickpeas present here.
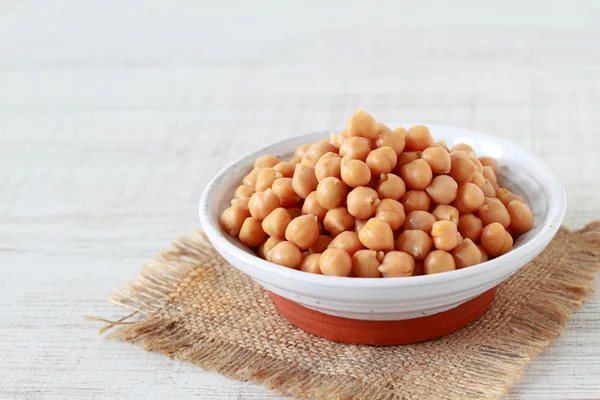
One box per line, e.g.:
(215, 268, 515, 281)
(199, 110, 566, 346)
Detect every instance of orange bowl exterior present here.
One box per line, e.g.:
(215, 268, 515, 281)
(269, 287, 497, 346)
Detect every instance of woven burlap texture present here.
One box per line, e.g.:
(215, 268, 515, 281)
(95, 222, 600, 400)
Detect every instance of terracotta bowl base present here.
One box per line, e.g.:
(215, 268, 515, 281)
(269, 287, 497, 346)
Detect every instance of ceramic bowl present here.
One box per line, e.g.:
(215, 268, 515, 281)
(199, 124, 566, 345)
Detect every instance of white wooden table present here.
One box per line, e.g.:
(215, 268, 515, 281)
(1, 1, 599, 398)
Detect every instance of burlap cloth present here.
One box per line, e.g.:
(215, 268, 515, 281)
(93, 222, 600, 399)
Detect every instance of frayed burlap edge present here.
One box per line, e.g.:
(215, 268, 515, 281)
(88, 222, 600, 400)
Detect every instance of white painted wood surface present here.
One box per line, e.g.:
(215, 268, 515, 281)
(1, 1, 599, 398)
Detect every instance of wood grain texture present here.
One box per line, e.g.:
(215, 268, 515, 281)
(0, 0, 599, 398)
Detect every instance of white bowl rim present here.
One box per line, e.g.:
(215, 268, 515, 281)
(199, 123, 567, 289)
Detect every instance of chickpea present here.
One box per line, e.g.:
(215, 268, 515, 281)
(315, 152, 342, 182)
(328, 231, 364, 256)
(339, 137, 372, 161)
(471, 172, 486, 192)
(346, 109, 378, 140)
(309, 235, 333, 253)
(376, 173, 406, 200)
(458, 213, 483, 242)
(401, 190, 431, 214)
(496, 188, 525, 208)
(347, 187, 379, 219)
(358, 218, 395, 251)
(366, 147, 398, 176)
(507, 200, 534, 232)
(449, 152, 478, 185)
(261, 207, 292, 239)
(268, 241, 303, 269)
(400, 159, 433, 190)
(478, 197, 511, 228)
(472, 157, 484, 175)
(284, 215, 320, 250)
(301, 191, 328, 221)
(354, 218, 368, 233)
(220, 205, 251, 237)
(286, 207, 302, 220)
(238, 217, 267, 247)
(431, 220, 459, 251)
(273, 161, 295, 178)
(301, 140, 337, 168)
(374, 130, 405, 155)
(405, 125, 434, 151)
(495, 187, 514, 201)
(315, 177, 347, 210)
(404, 211, 436, 235)
(426, 175, 458, 205)
(479, 157, 499, 176)
(433, 140, 450, 151)
(234, 185, 255, 202)
(453, 183, 485, 214)
(451, 143, 475, 154)
(456, 231, 465, 246)
(319, 248, 352, 277)
(352, 250, 383, 278)
(375, 122, 391, 135)
(424, 250, 456, 274)
(242, 167, 262, 187)
(292, 143, 311, 164)
(340, 157, 372, 188)
(396, 230, 433, 260)
(329, 131, 347, 149)
(481, 222, 513, 257)
(324, 207, 355, 237)
(255, 168, 283, 192)
(378, 251, 415, 277)
(271, 177, 301, 208)
(482, 166, 498, 187)
(255, 155, 280, 168)
(315, 138, 332, 147)
(259, 237, 282, 260)
(231, 198, 249, 209)
(248, 188, 281, 220)
(395, 151, 421, 172)
(421, 146, 451, 174)
(300, 253, 322, 274)
(432, 205, 459, 225)
(477, 244, 489, 262)
(452, 238, 482, 269)
(483, 179, 496, 198)
(291, 164, 318, 199)
(375, 199, 406, 231)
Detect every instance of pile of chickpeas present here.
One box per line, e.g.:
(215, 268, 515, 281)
(220, 110, 533, 278)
